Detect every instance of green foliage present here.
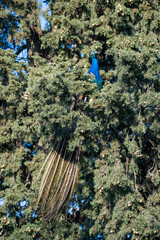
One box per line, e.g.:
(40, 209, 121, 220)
(0, 0, 160, 239)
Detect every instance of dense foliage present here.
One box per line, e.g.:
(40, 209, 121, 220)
(0, 0, 160, 239)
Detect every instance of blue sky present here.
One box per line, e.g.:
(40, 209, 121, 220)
(38, 0, 51, 30)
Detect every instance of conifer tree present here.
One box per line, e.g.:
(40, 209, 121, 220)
(0, 0, 160, 239)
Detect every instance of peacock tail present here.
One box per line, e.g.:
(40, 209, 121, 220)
(36, 51, 101, 221)
(36, 137, 80, 221)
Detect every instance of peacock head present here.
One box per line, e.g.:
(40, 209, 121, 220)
(89, 50, 97, 58)
(92, 50, 97, 58)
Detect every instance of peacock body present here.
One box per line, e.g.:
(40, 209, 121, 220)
(88, 51, 103, 90)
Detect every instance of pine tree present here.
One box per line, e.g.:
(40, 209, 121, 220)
(0, 0, 160, 239)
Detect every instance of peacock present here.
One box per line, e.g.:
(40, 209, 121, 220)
(36, 51, 102, 221)
(88, 50, 103, 90)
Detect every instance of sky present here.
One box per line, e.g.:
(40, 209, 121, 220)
(38, 0, 51, 30)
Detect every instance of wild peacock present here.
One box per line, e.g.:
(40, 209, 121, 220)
(36, 51, 102, 221)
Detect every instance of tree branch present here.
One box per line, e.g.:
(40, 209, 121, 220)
(16, 44, 27, 56)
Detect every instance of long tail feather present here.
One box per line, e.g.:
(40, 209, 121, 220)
(44, 155, 76, 221)
(36, 138, 80, 221)
(43, 151, 73, 214)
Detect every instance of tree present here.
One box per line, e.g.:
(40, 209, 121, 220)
(0, 0, 160, 239)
